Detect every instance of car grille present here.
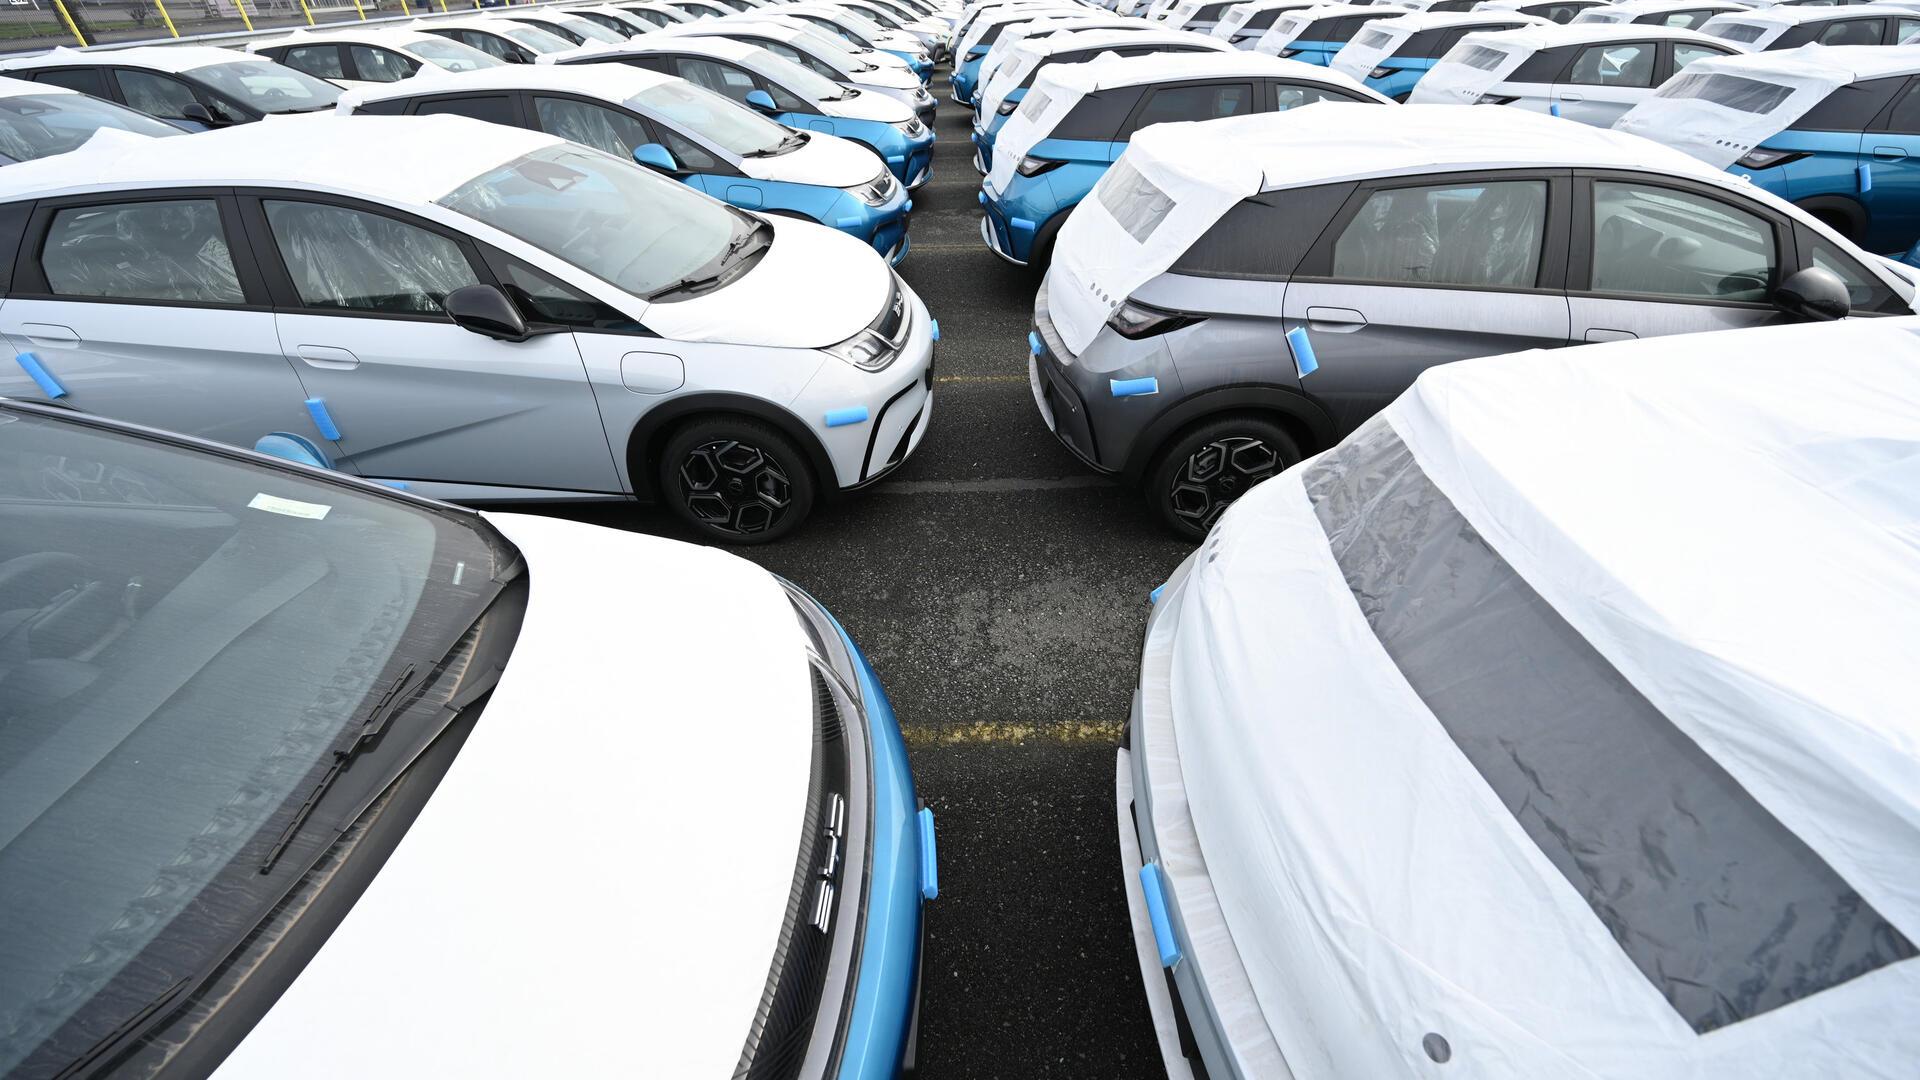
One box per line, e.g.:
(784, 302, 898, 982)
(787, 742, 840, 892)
(873, 271, 910, 348)
(857, 169, 898, 206)
(733, 667, 852, 1080)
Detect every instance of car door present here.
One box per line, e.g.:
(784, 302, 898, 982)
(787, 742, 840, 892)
(1857, 78, 1920, 252)
(1568, 172, 1794, 342)
(0, 193, 325, 451)
(241, 193, 622, 495)
(1552, 39, 1656, 126)
(1282, 171, 1572, 433)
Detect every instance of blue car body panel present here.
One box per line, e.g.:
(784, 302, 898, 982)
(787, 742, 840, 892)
(1363, 58, 1438, 100)
(686, 173, 911, 263)
(884, 48, 934, 80)
(971, 90, 1023, 172)
(952, 47, 989, 103)
(1734, 127, 1920, 253)
(820, 606, 928, 1080)
(1279, 39, 1343, 65)
(982, 136, 1115, 262)
(778, 110, 936, 188)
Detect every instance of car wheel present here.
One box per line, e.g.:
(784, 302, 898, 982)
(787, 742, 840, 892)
(1147, 416, 1300, 541)
(659, 417, 817, 545)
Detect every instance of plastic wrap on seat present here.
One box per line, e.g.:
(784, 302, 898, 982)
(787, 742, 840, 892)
(534, 96, 647, 159)
(264, 201, 479, 314)
(39, 200, 244, 305)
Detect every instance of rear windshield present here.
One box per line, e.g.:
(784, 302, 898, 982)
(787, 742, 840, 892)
(1655, 70, 1794, 113)
(1095, 157, 1175, 242)
(1708, 20, 1767, 42)
(1352, 26, 1395, 49)
(1452, 43, 1510, 70)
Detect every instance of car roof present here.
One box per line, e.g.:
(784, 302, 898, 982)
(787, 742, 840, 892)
(1457, 20, 1730, 50)
(1014, 25, 1227, 54)
(1592, 0, 1745, 12)
(655, 16, 814, 40)
(1352, 9, 1547, 31)
(249, 26, 456, 50)
(1675, 40, 1920, 80)
(0, 44, 261, 74)
(563, 33, 766, 64)
(1035, 47, 1385, 93)
(0, 114, 558, 207)
(0, 73, 72, 97)
(1707, 0, 1918, 27)
(340, 59, 675, 107)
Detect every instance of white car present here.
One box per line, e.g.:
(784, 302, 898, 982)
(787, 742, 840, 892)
(785, 2, 937, 69)
(0, 45, 340, 130)
(0, 73, 182, 163)
(247, 27, 507, 89)
(654, 15, 940, 121)
(0, 116, 936, 542)
(409, 15, 600, 65)
(1122, 316, 1920, 1078)
(1409, 22, 1742, 124)
(0, 396, 934, 1079)
(1699, 1, 1920, 47)
(1208, 0, 1325, 46)
(1572, 0, 1750, 32)
(497, 9, 636, 47)
(614, 0, 699, 28)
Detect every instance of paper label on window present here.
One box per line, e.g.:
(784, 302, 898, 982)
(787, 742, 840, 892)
(249, 493, 331, 520)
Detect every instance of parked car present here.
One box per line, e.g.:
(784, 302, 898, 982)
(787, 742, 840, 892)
(562, 4, 659, 37)
(950, 4, 1090, 102)
(784, 2, 937, 79)
(616, 0, 699, 28)
(1208, 0, 1325, 47)
(974, 27, 1233, 171)
(983, 51, 1387, 265)
(500, 10, 635, 46)
(1031, 103, 1913, 536)
(1572, 0, 1750, 31)
(412, 15, 598, 64)
(0, 116, 936, 541)
(248, 27, 507, 89)
(1616, 44, 1920, 252)
(553, 35, 936, 187)
(1119, 314, 1920, 1079)
(1470, 0, 1608, 22)
(654, 15, 939, 123)
(0, 395, 933, 1077)
(338, 64, 914, 263)
(1409, 22, 1740, 124)
(0, 45, 340, 130)
(973, 12, 1160, 99)
(670, 0, 739, 19)
(0, 73, 180, 163)
(1326, 9, 1547, 99)
(837, 0, 954, 54)
(1251, 3, 1394, 63)
(1700, 2, 1920, 48)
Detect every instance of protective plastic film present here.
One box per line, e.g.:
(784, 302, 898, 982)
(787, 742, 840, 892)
(1406, 32, 1535, 104)
(39, 200, 243, 306)
(1302, 420, 1917, 1034)
(1613, 49, 1858, 169)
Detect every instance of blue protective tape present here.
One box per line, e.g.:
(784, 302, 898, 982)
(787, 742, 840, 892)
(824, 405, 870, 428)
(977, 190, 988, 206)
(1549, 101, 1561, 118)
(1011, 217, 1036, 234)
(1140, 863, 1181, 968)
(303, 397, 341, 441)
(1287, 325, 1319, 378)
(930, 318, 941, 342)
(917, 806, 939, 900)
(837, 216, 864, 229)
(1110, 376, 1159, 398)
(1150, 582, 1166, 605)
(905, 199, 914, 212)
(1027, 331, 1043, 355)
(13, 352, 66, 399)
(379, 480, 409, 490)
(1859, 162, 1873, 193)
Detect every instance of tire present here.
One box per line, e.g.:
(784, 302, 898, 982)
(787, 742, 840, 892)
(658, 416, 817, 545)
(1145, 415, 1301, 542)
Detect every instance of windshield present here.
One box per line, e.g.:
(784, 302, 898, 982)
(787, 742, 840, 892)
(0, 92, 180, 164)
(751, 45, 855, 99)
(0, 407, 519, 1077)
(441, 143, 754, 299)
(407, 36, 507, 70)
(549, 14, 629, 43)
(846, 2, 907, 28)
(633, 78, 791, 155)
(792, 26, 876, 70)
(186, 60, 340, 113)
(821, 7, 894, 40)
(500, 24, 576, 53)
(797, 12, 876, 47)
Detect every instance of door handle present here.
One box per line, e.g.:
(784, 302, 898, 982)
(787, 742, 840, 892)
(1584, 328, 1636, 343)
(1872, 145, 1909, 162)
(294, 345, 360, 370)
(20, 322, 79, 347)
(1558, 93, 1584, 103)
(1305, 306, 1367, 332)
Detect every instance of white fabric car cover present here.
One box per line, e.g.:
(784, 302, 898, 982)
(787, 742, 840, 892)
(980, 14, 1130, 95)
(1158, 316, 1920, 1077)
(1408, 25, 1555, 103)
(1252, 4, 1377, 55)
(980, 28, 1229, 119)
(1212, 0, 1313, 41)
(1614, 44, 1920, 168)
(1329, 10, 1543, 80)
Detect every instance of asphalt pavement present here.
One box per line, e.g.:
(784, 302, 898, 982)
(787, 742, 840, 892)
(546, 65, 1189, 1079)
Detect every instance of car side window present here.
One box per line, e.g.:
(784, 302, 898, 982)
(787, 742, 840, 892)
(281, 44, 345, 81)
(33, 67, 108, 97)
(1816, 17, 1882, 45)
(1331, 180, 1548, 289)
(413, 94, 516, 125)
(455, 31, 519, 62)
(350, 46, 419, 83)
(761, 40, 840, 80)
(40, 200, 245, 305)
(1567, 42, 1655, 87)
(1671, 43, 1727, 72)
(112, 69, 204, 122)
(534, 95, 650, 158)
(1897, 16, 1920, 42)
(488, 254, 640, 331)
(1126, 82, 1254, 136)
(655, 126, 719, 171)
(1274, 83, 1367, 110)
(1885, 80, 1920, 134)
(1662, 10, 1709, 29)
(1588, 181, 1776, 302)
(672, 57, 758, 104)
(1808, 237, 1899, 312)
(262, 200, 482, 316)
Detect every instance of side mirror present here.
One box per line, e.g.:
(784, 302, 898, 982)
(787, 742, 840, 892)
(1771, 266, 1850, 323)
(180, 102, 218, 127)
(745, 88, 779, 113)
(444, 283, 530, 342)
(632, 141, 678, 172)
(254, 432, 334, 470)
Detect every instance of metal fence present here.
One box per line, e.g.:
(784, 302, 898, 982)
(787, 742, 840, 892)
(0, 0, 529, 56)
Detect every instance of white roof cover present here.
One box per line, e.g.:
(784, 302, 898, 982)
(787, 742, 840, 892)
(1164, 314, 1920, 1077)
(1615, 43, 1920, 167)
(979, 14, 1147, 90)
(0, 74, 70, 98)
(250, 26, 452, 50)
(980, 26, 1228, 115)
(1212, 0, 1318, 40)
(0, 44, 258, 75)
(988, 50, 1379, 190)
(1328, 9, 1546, 80)
(959, 5, 1083, 58)
(1250, 3, 1376, 55)
(339, 61, 675, 110)
(1046, 102, 1728, 352)
(1575, 0, 1741, 24)
(1407, 21, 1706, 104)
(1701, 2, 1913, 48)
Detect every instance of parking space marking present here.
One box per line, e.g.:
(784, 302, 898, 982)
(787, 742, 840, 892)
(900, 719, 1123, 747)
(933, 374, 1025, 384)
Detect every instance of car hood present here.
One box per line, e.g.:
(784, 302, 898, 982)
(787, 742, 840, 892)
(850, 63, 923, 90)
(640, 214, 888, 347)
(212, 511, 815, 1080)
(740, 128, 887, 187)
(824, 85, 914, 122)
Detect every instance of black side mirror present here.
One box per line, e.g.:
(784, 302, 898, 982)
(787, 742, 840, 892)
(1772, 266, 1851, 323)
(444, 284, 530, 342)
(180, 102, 218, 127)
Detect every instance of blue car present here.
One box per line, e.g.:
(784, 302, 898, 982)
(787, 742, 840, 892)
(980, 53, 1388, 265)
(1617, 46, 1920, 255)
(339, 64, 914, 262)
(1326, 11, 1541, 100)
(1254, 3, 1383, 64)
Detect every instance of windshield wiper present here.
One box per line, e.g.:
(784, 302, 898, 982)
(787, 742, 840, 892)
(746, 131, 809, 157)
(645, 271, 727, 301)
(258, 665, 420, 874)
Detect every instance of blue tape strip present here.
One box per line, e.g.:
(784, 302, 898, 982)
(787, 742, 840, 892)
(930, 318, 941, 342)
(1139, 863, 1181, 968)
(905, 199, 914, 213)
(977, 190, 988, 206)
(304, 397, 341, 441)
(1859, 162, 1873, 193)
(1110, 376, 1158, 398)
(917, 806, 939, 901)
(1149, 582, 1166, 605)
(1549, 101, 1561, 118)
(379, 480, 409, 490)
(837, 216, 864, 229)
(13, 351, 66, 400)
(824, 405, 870, 428)
(1028, 331, 1043, 356)
(1011, 216, 1036, 234)
(1287, 325, 1319, 378)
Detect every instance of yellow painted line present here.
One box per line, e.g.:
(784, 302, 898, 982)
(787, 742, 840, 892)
(900, 719, 1122, 747)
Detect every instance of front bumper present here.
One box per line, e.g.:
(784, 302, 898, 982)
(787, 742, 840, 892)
(1027, 305, 1114, 474)
(979, 175, 1055, 265)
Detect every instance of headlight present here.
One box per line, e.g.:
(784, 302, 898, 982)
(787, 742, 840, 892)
(895, 116, 926, 136)
(1475, 94, 1519, 105)
(823, 328, 896, 370)
(847, 168, 898, 206)
(1015, 154, 1063, 177)
(915, 86, 932, 105)
(996, 97, 1019, 115)
(1736, 147, 1806, 169)
(1105, 297, 1204, 340)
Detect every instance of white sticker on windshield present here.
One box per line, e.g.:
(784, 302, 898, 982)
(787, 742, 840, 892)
(249, 493, 331, 520)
